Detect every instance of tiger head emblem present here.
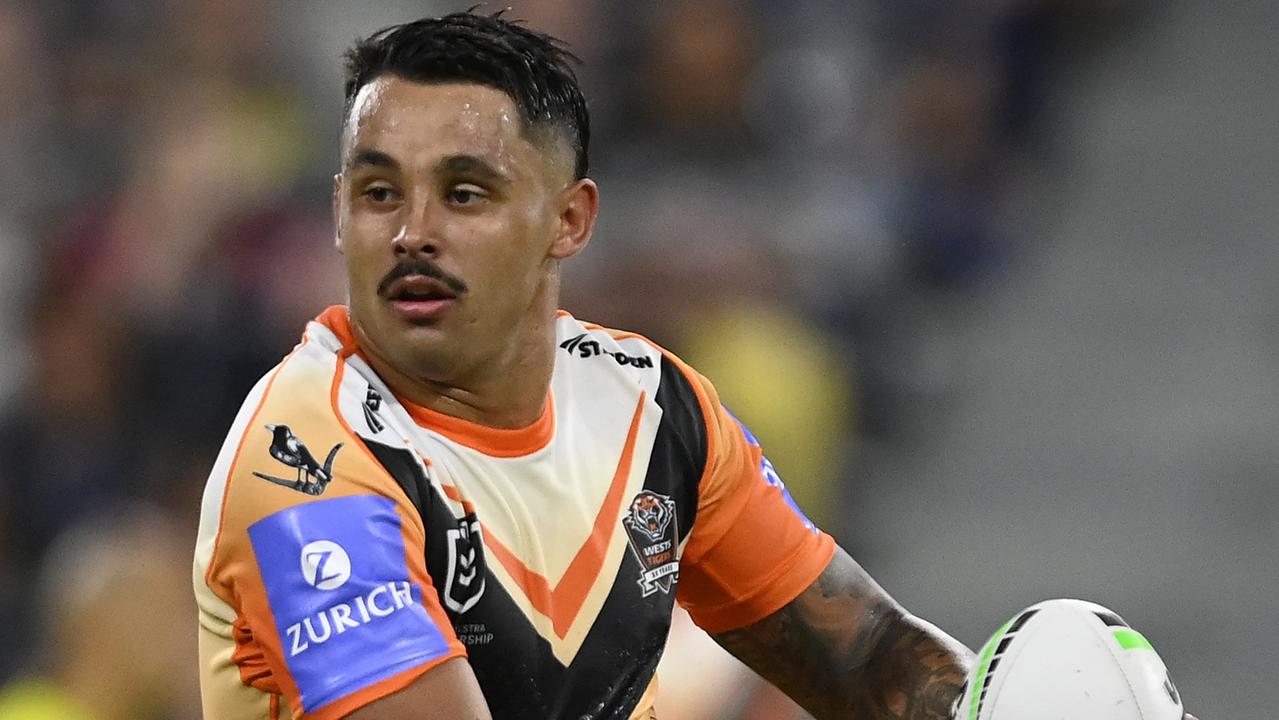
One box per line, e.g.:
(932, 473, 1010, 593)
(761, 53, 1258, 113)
(628, 492, 673, 542)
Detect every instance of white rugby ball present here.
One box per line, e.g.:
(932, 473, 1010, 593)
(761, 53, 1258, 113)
(957, 598, 1183, 720)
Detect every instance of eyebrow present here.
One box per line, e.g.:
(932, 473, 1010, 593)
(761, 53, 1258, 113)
(345, 149, 512, 185)
(345, 148, 399, 172)
(438, 154, 509, 185)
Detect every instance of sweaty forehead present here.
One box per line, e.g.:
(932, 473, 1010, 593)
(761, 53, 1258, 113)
(343, 79, 525, 172)
(342, 76, 573, 181)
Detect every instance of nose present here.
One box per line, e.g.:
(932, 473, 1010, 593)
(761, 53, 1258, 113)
(392, 198, 440, 257)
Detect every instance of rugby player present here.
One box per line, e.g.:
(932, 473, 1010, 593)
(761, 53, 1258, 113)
(193, 11, 1198, 720)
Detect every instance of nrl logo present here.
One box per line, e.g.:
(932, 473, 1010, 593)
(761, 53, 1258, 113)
(252, 425, 342, 496)
(444, 515, 486, 614)
(621, 491, 679, 597)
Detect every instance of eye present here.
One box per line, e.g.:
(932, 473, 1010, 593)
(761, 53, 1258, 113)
(363, 185, 398, 204)
(446, 185, 487, 206)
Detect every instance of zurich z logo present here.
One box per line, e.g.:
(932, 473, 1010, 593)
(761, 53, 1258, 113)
(300, 541, 351, 590)
(444, 516, 486, 613)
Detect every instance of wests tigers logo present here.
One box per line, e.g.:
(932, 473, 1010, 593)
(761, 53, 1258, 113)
(629, 493, 673, 542)
(621, 491, 679, 597)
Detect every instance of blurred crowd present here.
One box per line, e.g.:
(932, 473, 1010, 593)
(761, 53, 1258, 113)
(0, 0, 1146, 717)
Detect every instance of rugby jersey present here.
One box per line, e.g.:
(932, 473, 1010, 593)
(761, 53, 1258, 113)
(194, 306, 835, 720)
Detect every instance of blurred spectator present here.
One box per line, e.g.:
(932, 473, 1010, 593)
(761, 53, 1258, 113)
(0, 3, 60, 221)
(0, 298, 135, 586)
(0, 4, 48, 410)
(0, 505, 199, 720)
(681, 301, 854, 528)
(638, 0, 758, 155)
(0, 223, 34, 410)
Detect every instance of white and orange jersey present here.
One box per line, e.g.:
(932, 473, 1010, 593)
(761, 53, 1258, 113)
(194, 306, 835, 720)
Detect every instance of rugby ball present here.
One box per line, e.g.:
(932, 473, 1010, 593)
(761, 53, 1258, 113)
(957, 599, 1183, 720)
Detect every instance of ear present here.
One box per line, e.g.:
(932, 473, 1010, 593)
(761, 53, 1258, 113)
(332, 173, 345, 253)
(548, 178, 599, 261)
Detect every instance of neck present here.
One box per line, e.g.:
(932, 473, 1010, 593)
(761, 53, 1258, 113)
(356, 309, 557, 431)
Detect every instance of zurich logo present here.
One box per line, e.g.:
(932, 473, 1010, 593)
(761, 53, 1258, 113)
(300, 540, 352, 590)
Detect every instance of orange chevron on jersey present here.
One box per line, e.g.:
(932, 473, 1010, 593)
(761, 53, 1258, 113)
(478, 390, 646, 640)
(195, 306, 834, 719)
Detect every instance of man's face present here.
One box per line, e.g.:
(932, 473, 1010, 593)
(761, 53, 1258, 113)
(335, 77, 577, 382)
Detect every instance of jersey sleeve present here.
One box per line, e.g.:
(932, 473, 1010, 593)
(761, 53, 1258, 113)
(674, 366, 837, 635)
(200, 351, 466, 720)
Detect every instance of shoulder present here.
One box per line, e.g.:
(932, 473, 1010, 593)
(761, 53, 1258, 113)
(554, 312, 713, 423)
(194, 323, 409, 603)
(553, 314, 724, 488)
(554, 312, 661, 371)
(204, 327, 349, 503)
(214, 323, 350, 457)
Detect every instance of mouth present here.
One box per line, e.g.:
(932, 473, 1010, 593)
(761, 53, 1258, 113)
(384, 275, 458, 322)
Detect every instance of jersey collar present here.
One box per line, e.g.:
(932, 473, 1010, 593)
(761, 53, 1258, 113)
(314, 305, 555, 457)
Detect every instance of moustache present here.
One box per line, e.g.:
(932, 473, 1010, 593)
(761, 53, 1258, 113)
(376, 258, 469, 298)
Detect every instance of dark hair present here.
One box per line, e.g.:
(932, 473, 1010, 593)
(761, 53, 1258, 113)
(343, 11, 590, 179)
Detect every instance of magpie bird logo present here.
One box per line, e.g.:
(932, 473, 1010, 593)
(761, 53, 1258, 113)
(252, 425, 343, 496)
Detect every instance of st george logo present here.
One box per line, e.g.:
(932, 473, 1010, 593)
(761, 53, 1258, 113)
(444, 516, 486, 613)
(300, 540, 352, 591)
(559, 333, 654, 368)
(253, 425, 343, 496)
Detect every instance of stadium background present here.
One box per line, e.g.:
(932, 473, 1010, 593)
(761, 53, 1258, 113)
(0, 0, 1272, 717)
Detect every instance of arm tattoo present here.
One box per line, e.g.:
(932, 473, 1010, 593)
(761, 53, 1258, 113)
(713, 549, 974, 720)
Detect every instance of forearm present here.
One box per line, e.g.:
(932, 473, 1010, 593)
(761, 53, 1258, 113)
(719, 603, 971, 719)
(858, 610, 974, 720)
(713, 548, 974, 720)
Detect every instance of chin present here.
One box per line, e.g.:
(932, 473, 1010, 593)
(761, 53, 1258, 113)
(383, 323, 465, 375)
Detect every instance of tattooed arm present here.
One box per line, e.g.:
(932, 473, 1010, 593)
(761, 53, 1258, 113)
(713, 546, 974, 720)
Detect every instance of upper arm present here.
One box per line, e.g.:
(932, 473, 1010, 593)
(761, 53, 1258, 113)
(197, 357, 469, 719)
(662, 364, 971, 719)
(232, 493, 468, 718)
(346, 657, 491, 720)
(671, 364, 836, 633)
(712, 547, 974, 720)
